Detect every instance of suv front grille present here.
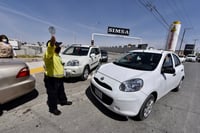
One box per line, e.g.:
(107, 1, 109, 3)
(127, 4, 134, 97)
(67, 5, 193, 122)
(94, 77, 112, 91)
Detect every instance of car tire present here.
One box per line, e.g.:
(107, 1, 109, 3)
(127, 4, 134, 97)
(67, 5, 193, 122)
(81, 66, 89, 81)
(0, 105, 2, 116)
(136, 94, 155, 121)
(172, 78, 183, 92)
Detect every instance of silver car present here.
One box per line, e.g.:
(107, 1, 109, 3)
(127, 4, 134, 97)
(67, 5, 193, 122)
(0, 59, 35, 113)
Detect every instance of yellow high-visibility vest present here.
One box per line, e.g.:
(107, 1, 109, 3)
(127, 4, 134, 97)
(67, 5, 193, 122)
(43, 43, 64, 78)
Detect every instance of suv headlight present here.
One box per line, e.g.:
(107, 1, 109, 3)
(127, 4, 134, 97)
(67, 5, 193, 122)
(66, 60, 79, 66)
(119, 78, 143, 92)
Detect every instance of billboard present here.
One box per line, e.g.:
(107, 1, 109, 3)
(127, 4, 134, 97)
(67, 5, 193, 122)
(107, 26, 130, 36)
(184, 44, 195, 55)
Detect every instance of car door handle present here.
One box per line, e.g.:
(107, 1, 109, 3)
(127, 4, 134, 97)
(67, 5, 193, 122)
(181, 69, 183, 72)
(173, 73, 176, 76)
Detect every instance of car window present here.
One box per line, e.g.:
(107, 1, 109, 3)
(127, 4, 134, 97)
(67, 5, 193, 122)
(90, 48, 95, 55)
(173, 54, 181, 67)
(187, 54, 196, 57)
(90, 48, 100, 55)
(62, 46, 89, 56)
(113, 52, 162, 71)
(95, 48, 100, 55)
(163, 54, 173, 68)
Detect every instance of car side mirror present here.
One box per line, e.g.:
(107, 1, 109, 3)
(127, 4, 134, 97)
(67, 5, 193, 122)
(90, 53, 95, 58)
(161, 67, 175, 74)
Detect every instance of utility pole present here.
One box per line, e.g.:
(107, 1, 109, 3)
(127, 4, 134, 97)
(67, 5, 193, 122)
(194, 39, 198, 45)
(178, 28, 192, 55)
(194, 39, 199, 55)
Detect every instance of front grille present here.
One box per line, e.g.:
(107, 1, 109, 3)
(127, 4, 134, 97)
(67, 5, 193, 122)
(91, 83, 113, 105)
(94, 77, 112, 91)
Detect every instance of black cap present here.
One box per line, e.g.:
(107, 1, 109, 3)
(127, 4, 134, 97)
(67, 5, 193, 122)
(0, 34, 9, 43)
(55, 41, 62, 47)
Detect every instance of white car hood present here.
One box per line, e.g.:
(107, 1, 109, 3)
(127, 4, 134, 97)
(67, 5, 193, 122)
(97, 63, 149, 82)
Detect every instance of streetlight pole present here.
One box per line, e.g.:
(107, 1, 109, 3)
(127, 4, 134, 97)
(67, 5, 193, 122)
(196, 47, 200, 53)
(194, 39, 198, 45)
(178, 28, 192, 55)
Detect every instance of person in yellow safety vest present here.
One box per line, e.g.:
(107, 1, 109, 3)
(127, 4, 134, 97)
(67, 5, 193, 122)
(43, 36, 72, 116)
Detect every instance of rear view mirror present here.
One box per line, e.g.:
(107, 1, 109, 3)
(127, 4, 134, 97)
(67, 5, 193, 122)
(161, 67, 175, 74)
(90, 53, 95, 57)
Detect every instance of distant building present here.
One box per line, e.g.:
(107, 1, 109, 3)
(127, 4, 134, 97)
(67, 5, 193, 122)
(9, 39, 22, 50)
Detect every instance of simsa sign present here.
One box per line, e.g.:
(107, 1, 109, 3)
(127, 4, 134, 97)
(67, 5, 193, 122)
(107, 26, 130, 36)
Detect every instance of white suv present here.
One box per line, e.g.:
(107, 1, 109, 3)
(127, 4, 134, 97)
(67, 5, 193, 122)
(185, 54, 196, 62)
(61, 44, 101, 80)
(90, 49, 185, 120)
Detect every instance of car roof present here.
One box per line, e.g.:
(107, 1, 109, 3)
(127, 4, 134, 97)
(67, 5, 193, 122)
(71, 44, 99, 48)
(129, 49, 173, 55)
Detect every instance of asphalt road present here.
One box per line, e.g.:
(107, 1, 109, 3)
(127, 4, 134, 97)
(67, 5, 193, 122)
(0, 59, 200, 133)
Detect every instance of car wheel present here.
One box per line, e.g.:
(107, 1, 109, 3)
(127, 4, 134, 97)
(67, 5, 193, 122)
(172, 78, 183, 92)
(81, 66, 89, 81)
(136, 94, 155, 121)
(0, 105, 2, 116)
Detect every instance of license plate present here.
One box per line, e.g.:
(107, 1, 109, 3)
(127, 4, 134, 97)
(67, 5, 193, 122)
(95, 88, 102, 99)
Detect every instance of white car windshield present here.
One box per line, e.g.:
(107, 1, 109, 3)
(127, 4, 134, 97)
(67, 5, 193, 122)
(187, 54, 196, 57)
(113, 52, 162, 71)
(62, 46, 89, 56)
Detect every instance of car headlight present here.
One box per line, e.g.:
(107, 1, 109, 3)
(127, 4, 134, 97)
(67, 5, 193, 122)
(66, 60, 79, 66)
(119, 78, 143, 92)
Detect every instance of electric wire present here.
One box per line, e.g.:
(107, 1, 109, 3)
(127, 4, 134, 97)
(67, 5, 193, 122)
(138, 0, 169, 30)
(138, 0, 197, 48)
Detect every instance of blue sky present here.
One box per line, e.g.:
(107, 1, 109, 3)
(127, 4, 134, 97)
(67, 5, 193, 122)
(0, 0, 199, 50)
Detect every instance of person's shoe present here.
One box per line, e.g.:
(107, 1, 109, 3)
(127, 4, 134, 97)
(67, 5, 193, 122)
(59, 101, 72, 106)
(49, 109, 61, 115)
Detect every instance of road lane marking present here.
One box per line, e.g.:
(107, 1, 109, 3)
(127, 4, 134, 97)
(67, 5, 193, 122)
(30, 67, 44, 74)
(29, 67, 95, 76)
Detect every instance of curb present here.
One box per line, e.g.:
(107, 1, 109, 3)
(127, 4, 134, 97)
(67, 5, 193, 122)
(30, 67, 44, 74)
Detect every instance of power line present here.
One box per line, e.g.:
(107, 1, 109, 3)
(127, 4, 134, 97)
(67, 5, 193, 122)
(153, 7, 170, 28)
(179, 0, 194, 28)
(165, 0, 183, 22)
(138, 0, 169, 30)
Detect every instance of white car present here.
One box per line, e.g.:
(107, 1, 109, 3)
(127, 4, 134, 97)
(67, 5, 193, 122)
(9, 39, 21, 50)
(90, 49, 185, 120)
(178, 55, 186, 63)
(185, 54, 196, 62)
(61, 44, 101, 80)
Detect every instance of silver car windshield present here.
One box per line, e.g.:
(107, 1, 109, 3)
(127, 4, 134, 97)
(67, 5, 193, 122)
(113, 52, 162, 71)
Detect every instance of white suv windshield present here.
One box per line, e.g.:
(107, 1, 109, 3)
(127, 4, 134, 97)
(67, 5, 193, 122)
(187, 55, 196, 57)
(113, 52, 162, 71)
(62, 46, 89, 56)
